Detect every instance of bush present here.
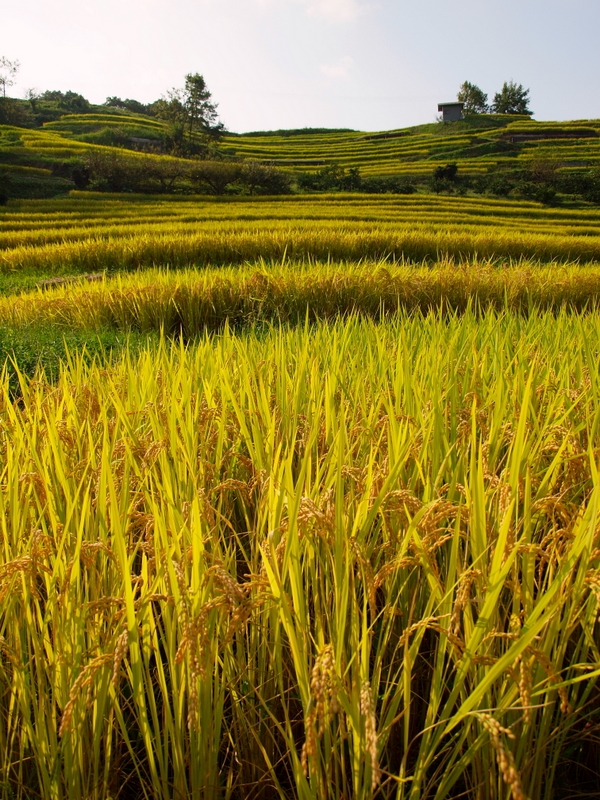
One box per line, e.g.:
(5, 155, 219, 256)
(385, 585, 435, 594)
(104, 97, 157, 116)
(0, 98, 35, 127)
(361, 176, 416, 194)
(51, 159, 90, 189)
(471, 171, 521, 197)
(430, 164, 460, 194)
(40, 90, 91, 114)
(85, 151, 187, 193)
(516, 182, 557, 205)
(433, 163, 458, 182)
(295, 165, 415, 194)
(239, 162, 292, 195)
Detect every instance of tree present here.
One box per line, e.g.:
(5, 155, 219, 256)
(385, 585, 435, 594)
(457, 81, 488, 115)
(105, 96, 157, 116)
(182, 73, 220, 136)
(431, 163, 459, 194)
(239, 162, 292, 195)
(0, 57, 19, 98)
(189, 161, 242, 195)
(40, 90, 90, 113)
(155, 73, 223, 156)
(492, 81, 533, 115)
(24, 88, 40, 113)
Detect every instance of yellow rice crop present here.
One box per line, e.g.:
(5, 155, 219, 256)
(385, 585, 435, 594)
(2, 194, 600, 276)
(0, 311, 599, 799)
(5, 260, 600, 334)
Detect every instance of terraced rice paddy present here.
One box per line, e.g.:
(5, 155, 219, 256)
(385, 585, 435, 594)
(221, 117, 600, 177)
(1, 192, 600, 799)
(4, 112, 600, 186)
(2, 193, 600, 284)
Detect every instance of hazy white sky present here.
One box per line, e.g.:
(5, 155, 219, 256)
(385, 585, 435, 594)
(2, 0, 599, 132)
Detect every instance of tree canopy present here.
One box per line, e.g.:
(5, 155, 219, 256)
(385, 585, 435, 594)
(0, 57, 19, 99)
(105, 96, 157, 116)
(154, 73, 223, 155)
(457, 81, 489, 115)
(492, 81, 533, 115)
(40, 90, 90, 113)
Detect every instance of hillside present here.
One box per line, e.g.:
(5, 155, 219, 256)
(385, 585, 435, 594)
(222, 116, 600, 177)
(2, 109, 600, 199)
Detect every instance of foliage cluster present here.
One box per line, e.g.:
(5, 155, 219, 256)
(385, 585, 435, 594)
(425, 159, 600, 205)
(105, 96, 158, 116)
(80, 151, 292, 195)
(457, 81, 533, 116)
(297, 164, 416, 194)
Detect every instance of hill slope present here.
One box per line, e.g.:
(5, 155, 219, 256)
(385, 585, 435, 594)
(220, 117, 600, 177)
(2, 111, 600, 198)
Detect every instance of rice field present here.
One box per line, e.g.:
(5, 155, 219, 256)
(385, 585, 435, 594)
(2, 193, 600, 281)
(3, 111, 600, 185)
(1, 191, 600, 799)
(6, 261, 600, 335)
(220, 117, 600, 176)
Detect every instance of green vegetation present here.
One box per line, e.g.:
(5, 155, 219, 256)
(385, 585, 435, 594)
(457, 81, 489, 115)
(6, 260, 600, 337)
(0, 323, 153, 395)
(492, 81, 533, 116)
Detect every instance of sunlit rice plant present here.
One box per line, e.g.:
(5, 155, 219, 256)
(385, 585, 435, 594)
(5, 260, 600, 335)
(0, 311, 599, 799)
(2, 194, 600, 277)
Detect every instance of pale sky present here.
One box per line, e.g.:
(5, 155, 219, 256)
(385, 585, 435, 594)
(2, 0, 599, 133)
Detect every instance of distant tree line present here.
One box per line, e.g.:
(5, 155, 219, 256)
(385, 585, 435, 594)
(0, 63, 225, 158)
(426, 159, 600, 205)
(71, 151, 292, 195)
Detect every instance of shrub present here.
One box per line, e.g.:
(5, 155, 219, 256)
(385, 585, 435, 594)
(238, 162, 292, 195)
(361, 176, 416, 194)
(188, 161, 243, 195)
(433, 163, 458, 182)
(50, 159, 90, 189)
(516, 181, 557, 205)
(485, 173, 518, 197)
